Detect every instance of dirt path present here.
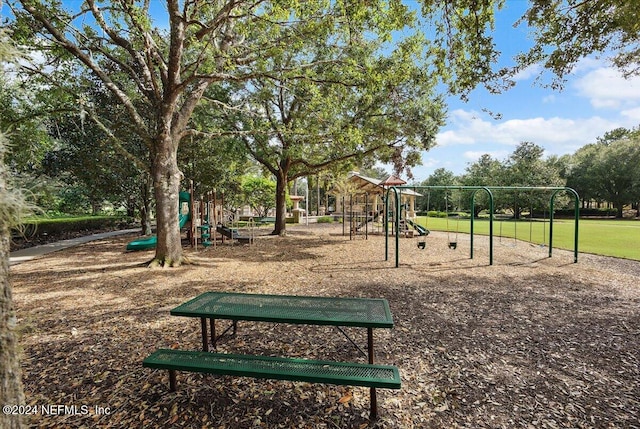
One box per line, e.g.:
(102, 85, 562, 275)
(10, 223, 640, 428)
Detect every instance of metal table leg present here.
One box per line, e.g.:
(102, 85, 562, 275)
(368, 327, 378, 419)
(200, 317, 208, 352)
(210, 318, 216, 348)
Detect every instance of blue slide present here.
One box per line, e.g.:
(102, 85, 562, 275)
(126, 192, 191, 251)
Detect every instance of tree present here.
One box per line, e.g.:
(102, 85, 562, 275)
(566, 144, 602, 207)
(10, 0, 506, 259)
(11, 0, 328, 264)
(0, 75, 54, 174)
(597, 127, 636, 145)
(180, 84, 251, 202)
(593, 137, 640, 218)
(460, 154, 504, 216)
(566, 127, 640, 215)
(419, 168, 458, 212)
(241, 176, 276, 218)
(0, 25, 28, 429)
(500, 142, 565, 217)
(515, 0, 640, 85)
(235, 24, 445, 235)
(44, 102, 146, 215)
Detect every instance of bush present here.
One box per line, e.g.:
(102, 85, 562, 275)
(316, 216, 333, 224)
(15, 215, 133, 239)
(56, 187, 90, 214)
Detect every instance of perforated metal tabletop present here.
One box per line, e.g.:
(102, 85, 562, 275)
(170, 292, 393, 328)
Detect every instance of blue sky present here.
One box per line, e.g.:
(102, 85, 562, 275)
(410, 1, 640, 181)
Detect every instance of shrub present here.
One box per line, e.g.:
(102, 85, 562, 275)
(14, 215, 133, 239)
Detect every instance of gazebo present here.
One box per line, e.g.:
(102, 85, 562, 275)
(332, 172, 422, 220)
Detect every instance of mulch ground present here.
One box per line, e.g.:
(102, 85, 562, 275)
(9, 223, 640, 428)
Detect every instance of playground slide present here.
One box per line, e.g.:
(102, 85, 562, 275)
(216, 225, 251, 244)
(126, 191, 191, 251)
(405, 218, 430, 236)
(126, 213, 190, 251)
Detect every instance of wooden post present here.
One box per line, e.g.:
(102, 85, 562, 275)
(189, 180, 195, 248)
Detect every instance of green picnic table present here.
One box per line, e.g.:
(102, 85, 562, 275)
(145, 291, 399, 419)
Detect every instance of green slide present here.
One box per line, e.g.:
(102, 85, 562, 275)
(405, 218, 430, 236)
(126, 192, 191, 251)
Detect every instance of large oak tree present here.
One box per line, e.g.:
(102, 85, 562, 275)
(234, 30, 446, 235)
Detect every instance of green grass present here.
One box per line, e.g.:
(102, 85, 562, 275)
(414, 216, 640, 261)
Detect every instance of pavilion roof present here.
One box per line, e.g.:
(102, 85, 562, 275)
(379, 174, 407, 186)
(334, 172, 421, 197)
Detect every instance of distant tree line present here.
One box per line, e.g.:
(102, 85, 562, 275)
(417, 128, 640, 219)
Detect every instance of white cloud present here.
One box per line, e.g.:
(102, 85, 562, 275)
(436, 109, 632, 156)
(513, 64, 542, 82)
(569, 57, 604, 75)
(573, 67, 640, 109)
(542, 94, 556, 104)
(621, 107, 640, 122)
(462, 150, 510, 161)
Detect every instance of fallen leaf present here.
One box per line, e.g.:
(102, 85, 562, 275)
(338, 393, 353, 404)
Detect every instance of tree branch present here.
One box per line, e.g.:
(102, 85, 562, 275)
(19, 0, 153, 146)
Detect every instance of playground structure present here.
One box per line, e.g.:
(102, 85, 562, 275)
(190, 186, 255, 248)
(384, 185, 580, 267)
(126, 184, 255, 252)
(332, 173, 427, 240)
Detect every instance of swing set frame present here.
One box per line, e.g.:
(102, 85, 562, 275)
(384, 185, 580, 267)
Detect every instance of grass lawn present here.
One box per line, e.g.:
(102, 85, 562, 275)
(414, 217, 640, 261)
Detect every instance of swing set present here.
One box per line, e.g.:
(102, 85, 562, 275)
(384, 185, 580, 267)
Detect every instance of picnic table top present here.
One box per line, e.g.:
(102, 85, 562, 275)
(170, 291, 394, 328)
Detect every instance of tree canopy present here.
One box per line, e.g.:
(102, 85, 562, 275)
(233, 20, 445, 234)
(7, 0, 507, 257)
(514, 0, 640, 85)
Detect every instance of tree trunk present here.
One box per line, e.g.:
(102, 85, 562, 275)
(140, 178, 153, 236)
(91, 200, 102, 215)
(273, 169, 288, 236)
(0, 162, 26, 429)
(150, 135, 184, 266)
(126, 195, 135, 217)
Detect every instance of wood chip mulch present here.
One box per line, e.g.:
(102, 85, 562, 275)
(10, 223, 640, 428)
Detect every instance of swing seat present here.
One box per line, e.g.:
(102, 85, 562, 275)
(417, 241, 426, 250)
(448, 242, 457, 250)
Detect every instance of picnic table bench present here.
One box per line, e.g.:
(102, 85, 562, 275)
(143, 292, 400, 419)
